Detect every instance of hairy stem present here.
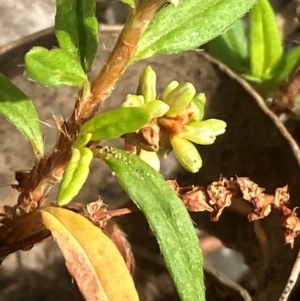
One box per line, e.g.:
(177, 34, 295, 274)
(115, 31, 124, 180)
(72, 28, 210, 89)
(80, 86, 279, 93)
(15, 0, 167, 213)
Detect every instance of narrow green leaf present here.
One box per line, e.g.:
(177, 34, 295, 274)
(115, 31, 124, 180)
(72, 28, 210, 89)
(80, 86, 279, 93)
(249, 0, 282, 79)
(55, 0, 98, 72)
(98, 148, 205, 301)
(271, 46, 300, 87)
(206, 19, 249, 74)
(25, 47, 87, 87)
(132, 0, 257, 62)
(57, 147, 93, 206)
(73, 133, 93, 149)
(0, 74, 44, 157)
(79, 107, 152, 141)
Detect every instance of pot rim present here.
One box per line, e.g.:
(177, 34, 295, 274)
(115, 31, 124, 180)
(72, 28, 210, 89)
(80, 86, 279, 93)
(0, 24, 123, 78)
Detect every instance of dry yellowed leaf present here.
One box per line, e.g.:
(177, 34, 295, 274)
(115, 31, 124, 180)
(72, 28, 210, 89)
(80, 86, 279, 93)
(41, 206, 140, 301)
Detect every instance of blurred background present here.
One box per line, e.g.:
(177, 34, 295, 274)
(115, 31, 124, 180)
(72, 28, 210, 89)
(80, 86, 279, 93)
(0, 0, 296, 46)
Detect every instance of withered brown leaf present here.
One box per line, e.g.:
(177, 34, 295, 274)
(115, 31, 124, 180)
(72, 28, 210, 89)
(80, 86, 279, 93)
(207, 179, 232, 222)
(41, 207, 140, 301)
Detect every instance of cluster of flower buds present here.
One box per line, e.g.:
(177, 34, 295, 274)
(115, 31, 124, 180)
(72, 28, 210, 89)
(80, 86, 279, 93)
(122, 66, 227, 173)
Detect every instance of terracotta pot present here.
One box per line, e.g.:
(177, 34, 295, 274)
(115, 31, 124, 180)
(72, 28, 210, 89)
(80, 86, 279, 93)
(1, 26, 300, 301)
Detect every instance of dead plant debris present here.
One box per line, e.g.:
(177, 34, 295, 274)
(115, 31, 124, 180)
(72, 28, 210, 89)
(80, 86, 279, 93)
(168, 177, 299, 248)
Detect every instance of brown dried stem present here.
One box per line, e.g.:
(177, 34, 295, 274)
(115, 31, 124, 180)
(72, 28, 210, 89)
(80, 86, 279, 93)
(0, 210, 50, 259)
(0, 201, 132, 260)
(169, 177, 300, 247)
(270, 57, 300, 115)
(2, 175, 299, 265)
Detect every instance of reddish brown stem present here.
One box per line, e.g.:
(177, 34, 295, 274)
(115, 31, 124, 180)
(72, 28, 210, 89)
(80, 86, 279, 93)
(270, 58, 300, 115)
(77, 1, 165, 123)
(15, 1, 166, 212)
(0, 204, 132, 260)
(0, 211, 50, 259)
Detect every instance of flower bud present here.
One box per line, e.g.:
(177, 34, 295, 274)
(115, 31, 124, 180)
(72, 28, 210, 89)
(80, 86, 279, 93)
(180, 119, 226, 145)
(139, 149, 160, 171)
(143, 100, 170, 118)
(137, 66, 157, 103)
(180, 125, 215, 145)
(163, 83, 196, 117)
(170, 135, 202, 173)
(162, 80, 179, 100)
(122, 94, 144, 107)
(188, 93, 206, 122)
(194, 119, 226, 136)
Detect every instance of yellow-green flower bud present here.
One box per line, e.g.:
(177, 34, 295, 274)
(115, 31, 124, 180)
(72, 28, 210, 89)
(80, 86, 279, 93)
(122, 94, 144, 107)
(162, 81, 179, 100)
(163, 83, 196, 118)
(137, 66, 157, 103)
(139, 149, 160, 171)
(143, 100, 170, 118)
(191, 119, 227, 136)
(180, 119, 226, 145)
(170, 135, 202, 173)
(180, 125, 215, 145)
(188, 93, 206, 122)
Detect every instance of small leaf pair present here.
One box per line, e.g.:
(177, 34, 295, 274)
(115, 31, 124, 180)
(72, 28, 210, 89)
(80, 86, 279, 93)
(25, 0, 98, 87)
(58, 106, 152, 206)
(57, 147, 93, 206)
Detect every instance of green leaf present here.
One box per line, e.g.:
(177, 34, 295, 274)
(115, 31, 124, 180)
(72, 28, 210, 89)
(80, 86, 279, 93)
(55, 0, 98, 72)
(132, 0, 257, 61)
(271, 46, 300, 88)
(73, 132, 93, 149)
(119, 0, 136, 9)
(25, 47, 88, 87)
(57, 147, 93, 206)
(0, 74, 44, 157)
(206, 19, 249, 74)
(79, 107, 152, 141)
(249, 0, 282, 79)
(98, 148, 205, 301)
